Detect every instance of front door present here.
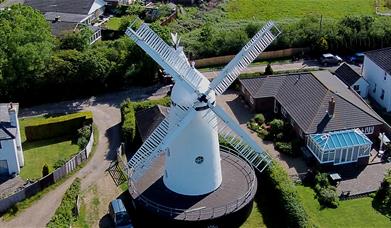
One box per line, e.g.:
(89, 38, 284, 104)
(0, 160, 9, 175)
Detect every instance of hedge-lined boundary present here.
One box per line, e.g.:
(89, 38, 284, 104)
(262, 161, 310, 227)
(120, 97, 170, 149)
(25, 111, 93, 141)
(47, 178, 81, 228)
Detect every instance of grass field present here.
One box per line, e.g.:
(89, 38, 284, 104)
(19, 117, 79, 180)
(296, 185, 390, 227)
(241, 202, 266, 227)
(226, 0, 376, 21)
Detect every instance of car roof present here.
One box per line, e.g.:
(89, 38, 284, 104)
(322, 53, 334, 58)
(111, 199, 126, 213)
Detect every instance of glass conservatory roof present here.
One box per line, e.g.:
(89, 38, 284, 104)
(310, 129, 372, 151)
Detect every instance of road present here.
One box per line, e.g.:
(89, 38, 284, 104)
(202, 60, 361, 79)
(0, 85, 169, 228)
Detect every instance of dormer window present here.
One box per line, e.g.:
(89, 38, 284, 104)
(381, 89, 385, 100)
(373, 84, 377, 93)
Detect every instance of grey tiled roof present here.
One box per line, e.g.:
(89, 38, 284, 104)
(365, 47, 391, 75)
(0, 103, 19, 140)
(240, 72, 384, 134)
(45, 12, 88, 23)
(24, 0, 95, 15)
(135, 105, 169, 142)
(334, 63, 362, 87)
(49, 21, 78, 36)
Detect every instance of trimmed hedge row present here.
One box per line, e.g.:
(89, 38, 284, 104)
(47, 178, 81, 228)
(262, 161, 310, 228)
(120, 97, 170, 149)
(25, 111, 93, 141)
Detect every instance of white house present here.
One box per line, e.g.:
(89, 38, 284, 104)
(363, 47, 391, 111)
(0, 103, 24, 176)
(334, 63, 369, 98)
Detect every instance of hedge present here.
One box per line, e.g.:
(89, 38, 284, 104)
(120, 97, 170, 149)
(262, 161, 310, 227)
(47, 178, 81, 228)
(25, 112, 93, 141)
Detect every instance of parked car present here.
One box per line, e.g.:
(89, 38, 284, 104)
(109, 199, 133, 228)
(347, 52, 364, 65)
(320, 53, 343, 66)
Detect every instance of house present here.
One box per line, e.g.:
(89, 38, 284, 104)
(333, 63, 369, 97)
(0, 103, 24, 176)
(239, 71, 387, 165)
(24, 0, 105, 43)
(135, 105, 169, 142)
(362, 47, 391, 111)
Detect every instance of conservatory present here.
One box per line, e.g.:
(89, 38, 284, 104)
(307, 129, 372, 165)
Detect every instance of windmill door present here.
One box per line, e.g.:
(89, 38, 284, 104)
(0, 160, 9, 175)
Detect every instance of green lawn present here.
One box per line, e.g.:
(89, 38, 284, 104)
(296, 185, 391, 227)
(226, 0, 376, 21)
(241, 202, 266, 227)
(19, 116, 80, 180)
(105, 17, 122, 31)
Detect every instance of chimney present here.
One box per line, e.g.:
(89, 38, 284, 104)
(8, 102, 17, 127)
(328, 97, 335, 118)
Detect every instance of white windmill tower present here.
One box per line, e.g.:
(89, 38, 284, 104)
(125, 19, 281, 224)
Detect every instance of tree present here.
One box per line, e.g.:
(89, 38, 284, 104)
(60, 26, 93, 51)
(315, 37, 329, 53)
(0, 5, 55, 100)
(374, 169, 391, 216)
(265, 63, 274, 75)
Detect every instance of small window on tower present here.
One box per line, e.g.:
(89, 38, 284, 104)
(195, 156, 204, 164)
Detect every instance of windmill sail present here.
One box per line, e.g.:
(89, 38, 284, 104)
(209, 21, 281, 96)
(128, 106, 196, 182)
(126, 23, 205, 94)
(202, 105, 272, 172)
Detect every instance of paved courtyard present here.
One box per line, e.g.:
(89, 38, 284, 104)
(216, 90, 308, 177)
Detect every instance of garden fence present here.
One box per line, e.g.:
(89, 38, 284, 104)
(194, 47, 310, 68)
(0, 126, 94, 214)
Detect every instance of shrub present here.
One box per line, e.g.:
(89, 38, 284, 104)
(257, 128, 269, 139)
(275, 141, 292, 155)
(53, 158, 67, 170)
(264, 63, 274, 75)
(262, 161, 309, 227)
(120, 97, 170, 149)
(254, 113, 265, 125)
(42, 164, 49, 177)
(317, 186, 339, 208)
(47, 178, 81, 228)
(76, 125, 92, 149)
(25, 112, 93, 141)
(269, 119, 284, 136)
(373, 169, 391, 217)
(276, 132, 284, 140)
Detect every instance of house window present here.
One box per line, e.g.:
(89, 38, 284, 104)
(290, 118, 294, 127)
(385, 71, 387, 80)
(281, 107, 287, 117)
(353, 85, 359, 91)
(360, 126, 374, 135)
(381, 89, 385, 100)
(373, 84, 377, 93)
(273, 99, 278, 113)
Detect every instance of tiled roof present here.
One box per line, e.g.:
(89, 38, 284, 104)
(135, 105, 169, 142)
(44, 12, 88, 23)
(334, 63, 362, 86)
(240, 72, 384, 134)
(24, 0, 95, 15)
(365, 47, 391, 75)
(49, 21, 78, 36)
(0, 103, 19, 140)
